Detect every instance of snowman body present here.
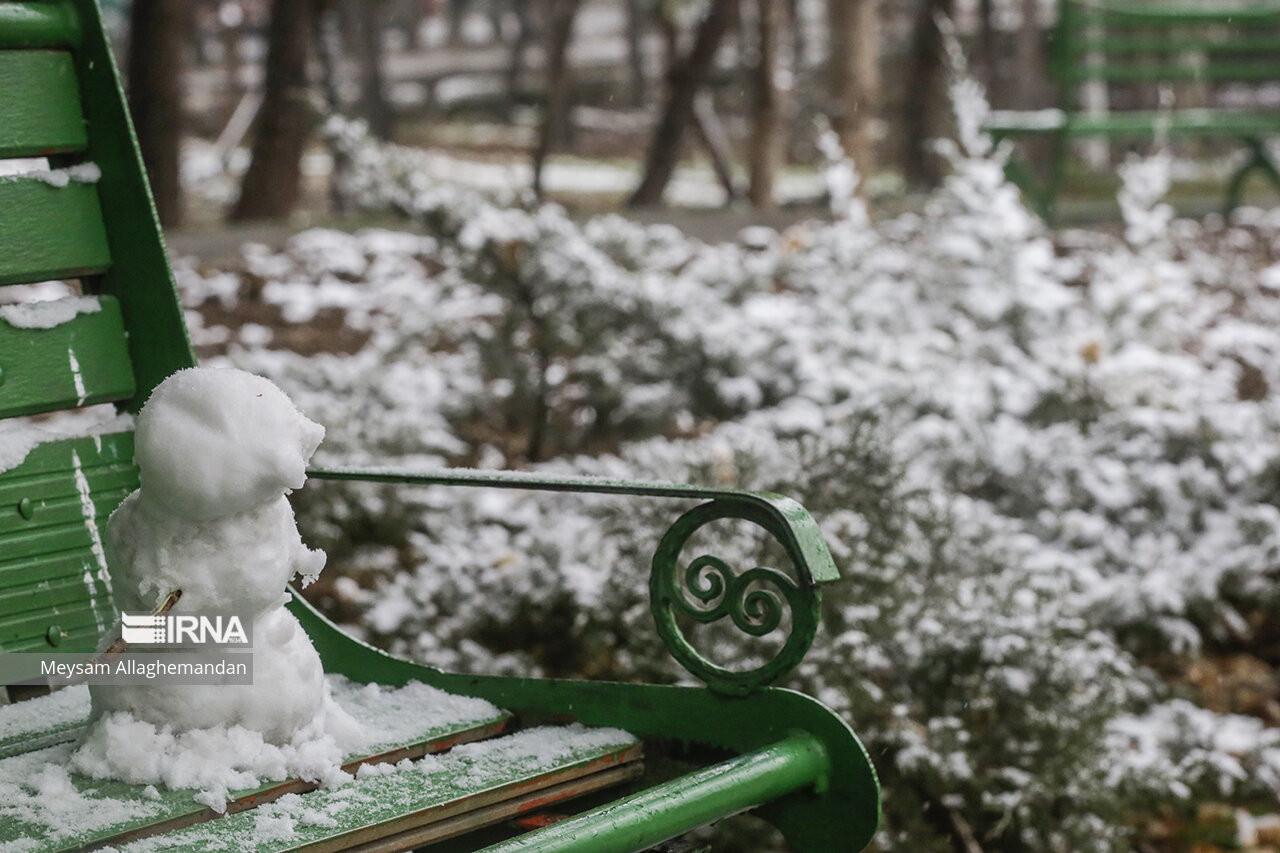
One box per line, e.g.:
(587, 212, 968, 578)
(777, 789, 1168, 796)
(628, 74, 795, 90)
(90, 368, 336, 744)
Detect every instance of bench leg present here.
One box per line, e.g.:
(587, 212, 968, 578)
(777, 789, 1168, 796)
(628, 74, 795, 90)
(1225, 137, 1280, 215)
(995, 130, 1055, 221)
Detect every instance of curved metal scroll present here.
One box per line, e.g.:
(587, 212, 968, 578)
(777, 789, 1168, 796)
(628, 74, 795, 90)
(651, 500, 822, 696)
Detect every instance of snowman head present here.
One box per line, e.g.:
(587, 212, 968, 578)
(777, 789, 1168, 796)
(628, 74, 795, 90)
(135, 368, 325, 520)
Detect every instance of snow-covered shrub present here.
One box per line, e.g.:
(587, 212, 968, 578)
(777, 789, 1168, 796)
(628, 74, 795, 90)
(178, 100, 1280, 851)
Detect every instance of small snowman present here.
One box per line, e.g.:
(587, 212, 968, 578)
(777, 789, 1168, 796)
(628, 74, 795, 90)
(89, 367, 348, 745)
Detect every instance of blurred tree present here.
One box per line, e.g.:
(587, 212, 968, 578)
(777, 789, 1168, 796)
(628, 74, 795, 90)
(748, 0, 786, 208)
(127, 0, 190, 227)
(345, 0, 393, 139)
(630, 0, 740, 207)
(504, 2, 536, 101)
(625, 0, 648, 106)
(828, 0, 880, 184)
(531, 0, 585, 198)
(231, 0, 315, 221)
(902, 0, 953, 188)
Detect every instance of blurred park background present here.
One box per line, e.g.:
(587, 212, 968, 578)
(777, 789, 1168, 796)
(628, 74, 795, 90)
(107, 0, 1280, 245)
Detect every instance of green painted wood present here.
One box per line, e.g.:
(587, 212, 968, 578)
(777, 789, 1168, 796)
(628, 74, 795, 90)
(0, 51, 86, 158)
(0, 699, 519, 852)
(1060, 63, 1280, 83)
(476, 733, 827, 853)
(292, 595, 882, 853)
(991, 0, 1280, 218)
(66, 0, 196, 408)
(0, 433, 132, 654)
(0, 175, 110, 286)
(0, 296, 135, 417)
(78, 730, 639, 853)
(0, 1, 81, 48)
(988, 111, 1280, 138)
(1065, 1, 1280, 26)
(1066, 35, 1280, 56)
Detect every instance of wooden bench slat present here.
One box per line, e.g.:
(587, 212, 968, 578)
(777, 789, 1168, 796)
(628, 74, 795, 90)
(0, 2, 81, 49)
(0, 296, 135, 417)
(1060, 62, 1280, 83)
(0, 176, 110, 287)
(0, 50, 86, 158)
(0, 487, 130, 536)
(1, 623, 100, 652)
(1067, 35, 1280, 56)
(0, 461, 137, 508)
(0, 602, 106, 646)
(0, 434, 130, 652)
(0, 573, 109, 619)
(0, 680, 524, 853)
(86, 728, 642, 853)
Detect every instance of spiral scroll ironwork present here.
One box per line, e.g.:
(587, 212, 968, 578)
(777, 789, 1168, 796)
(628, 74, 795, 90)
(650, 500, 823, 696)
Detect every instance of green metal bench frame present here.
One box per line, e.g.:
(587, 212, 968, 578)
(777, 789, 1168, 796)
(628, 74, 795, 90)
(0, 1, 880, 850)
(983, 0, 1280, 218)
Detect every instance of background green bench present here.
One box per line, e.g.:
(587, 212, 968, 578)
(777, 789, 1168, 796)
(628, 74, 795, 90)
(983, 0, 1280, 217)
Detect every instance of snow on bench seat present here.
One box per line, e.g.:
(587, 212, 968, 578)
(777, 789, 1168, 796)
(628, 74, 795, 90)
(109, 725, 641, 853)
(0, 676, 515, 852)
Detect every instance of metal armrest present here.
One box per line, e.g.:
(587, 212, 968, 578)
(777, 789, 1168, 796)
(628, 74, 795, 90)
(308, 466, 841, 695)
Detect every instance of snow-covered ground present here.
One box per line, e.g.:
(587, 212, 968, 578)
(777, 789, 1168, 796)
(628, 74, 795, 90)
(172, 91, 1280, 849)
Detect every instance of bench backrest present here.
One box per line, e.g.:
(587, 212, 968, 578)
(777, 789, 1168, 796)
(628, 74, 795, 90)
(1052, 1, 1280, 96)
(0, 0, 193, 655)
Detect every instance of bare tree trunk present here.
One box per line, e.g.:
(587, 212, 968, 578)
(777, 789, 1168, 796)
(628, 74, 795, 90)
(1014, 0, 1045, 109)
(692, 91, 739, 200)
(625, 0, 647, 106)
(127, 0, 189, 228)
(748, 0, 785, 208)
(354, 0, 393, 139)
(531, 0, 585, 198)
(902, 0, 953, 189)
(231, 0, 315, 222)
(505, 2, 536, 102)
(828, 0, 879, 180)
(977, 0, 997, 98)
(629, 0, 740, 207)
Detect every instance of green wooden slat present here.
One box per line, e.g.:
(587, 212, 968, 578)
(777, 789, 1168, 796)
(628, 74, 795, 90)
(0, 574, 108, 618)
(1, 622, 100, 652)
(0, 175, 110, 286)
(0, 296, 135, 417)
(1060, 62, 1280, 82)
(1064, 111, 1280, 136)
(1067, 35, 1280, 55)
(0, 2, 81, 49)
(35, 729, 639, 853)
(0, 487, 129, 535)
(0, 461, 136, 507)
(0, 51, 86, 158)
(2, 431, 135, 473)
(0, 693, 521, 853)
(0, 601, 104, 646)
(0, 433, 128, 652)
(1067, 1, 1280, 26)
(0, 549, 107, 592)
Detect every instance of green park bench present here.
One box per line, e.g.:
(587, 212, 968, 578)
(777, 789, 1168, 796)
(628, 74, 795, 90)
(983, 0, 1280, 217)
(0, 1, 879, 851)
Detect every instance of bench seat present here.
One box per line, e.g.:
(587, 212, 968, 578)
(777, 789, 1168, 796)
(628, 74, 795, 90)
(0, 678, 643, 852)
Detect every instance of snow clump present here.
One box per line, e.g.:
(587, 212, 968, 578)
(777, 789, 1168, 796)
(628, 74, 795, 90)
(72, 367, 359, 809)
